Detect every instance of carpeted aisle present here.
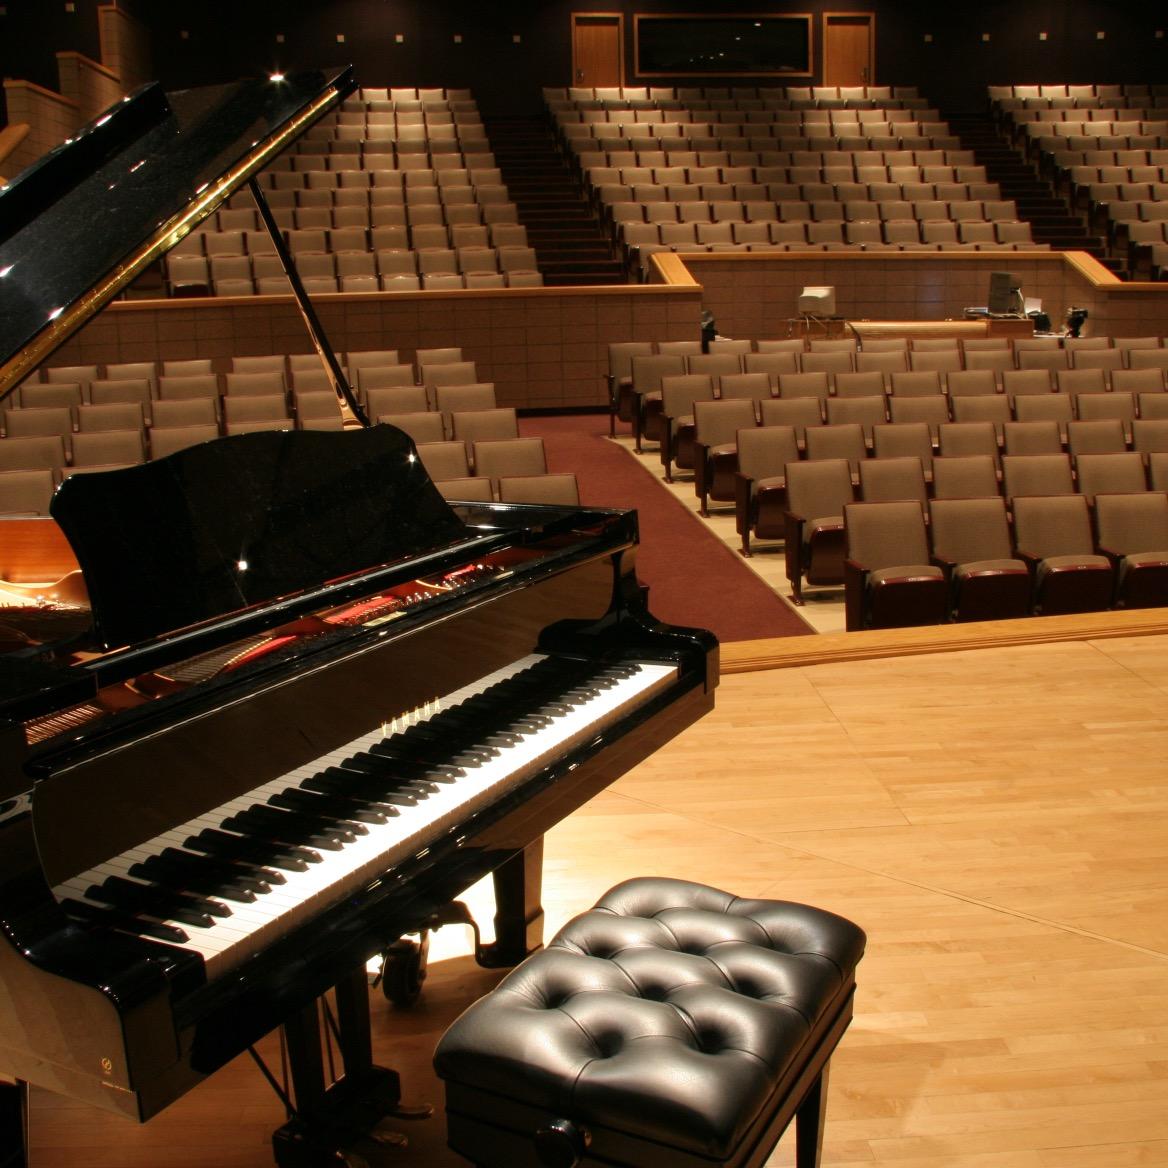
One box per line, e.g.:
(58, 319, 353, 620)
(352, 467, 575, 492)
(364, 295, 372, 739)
(520, 414, 811, 642)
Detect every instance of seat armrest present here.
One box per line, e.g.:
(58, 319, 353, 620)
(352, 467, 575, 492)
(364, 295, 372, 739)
(1096, 544, 1125, 571)
(844, 558, 868, 631)
(784, 510, 807, 597)
(734, 472, 755, 540)
(930, 554, 958, 580)
(1015, 549, 1042, 578)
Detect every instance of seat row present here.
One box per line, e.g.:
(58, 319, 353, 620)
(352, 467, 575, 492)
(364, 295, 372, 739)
(590, 161, 992, 187)
(0, 400, 527, 509)
(167, 244, 541, 295)
(561, 107, 945, 127)
(840, 491, 1168, 628)
(562, 126, 958, 152)
(29, 348, 472, 401)
(331, 108, 481, 127)
(546, 83, 922, 106)
(662, 393, 1168, 506)
(700, 419, 1168, 619)
(606, 337, 1168, 437)
(625, 221, 1035, 267)
(990, 83, 1163, 102)
(348, 87, 473, 105)
(612, 193, 1015, 219)
(576, 147, 986, 172)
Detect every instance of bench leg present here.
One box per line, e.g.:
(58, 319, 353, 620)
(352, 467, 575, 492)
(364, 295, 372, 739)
(795, 1062, 829, 1168)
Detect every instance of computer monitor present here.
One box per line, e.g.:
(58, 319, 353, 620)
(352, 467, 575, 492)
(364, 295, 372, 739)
(797, 286, 836, 317)
(987, 271, 1021, 315)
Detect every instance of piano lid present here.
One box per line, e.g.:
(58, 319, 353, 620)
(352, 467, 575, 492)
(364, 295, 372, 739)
(0, 65, 356, 400)
(49, 426, 468, 650)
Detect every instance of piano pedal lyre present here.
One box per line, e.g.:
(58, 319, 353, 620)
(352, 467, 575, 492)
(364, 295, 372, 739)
(268, 964, 435, 1168)
(373, 900, 483, 1008)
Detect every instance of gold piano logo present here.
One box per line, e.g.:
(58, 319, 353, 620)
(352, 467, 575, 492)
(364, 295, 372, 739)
(100, 1057, 113, 1076)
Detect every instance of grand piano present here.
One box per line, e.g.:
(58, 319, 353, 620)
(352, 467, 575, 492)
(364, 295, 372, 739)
(0, 67, 717, 1166)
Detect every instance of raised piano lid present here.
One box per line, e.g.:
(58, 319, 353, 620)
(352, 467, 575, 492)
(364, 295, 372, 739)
(49, 426, 467, 649)
(0, 65, 357, 399)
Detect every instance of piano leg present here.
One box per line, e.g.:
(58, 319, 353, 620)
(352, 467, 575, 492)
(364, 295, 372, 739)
(482, 838, 545, 968)
(0, 1079, 27, 1168)
(272, 969, 404, 1168)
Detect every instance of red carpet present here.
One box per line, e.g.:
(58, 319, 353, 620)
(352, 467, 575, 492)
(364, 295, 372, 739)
(520, 414, 811, 643)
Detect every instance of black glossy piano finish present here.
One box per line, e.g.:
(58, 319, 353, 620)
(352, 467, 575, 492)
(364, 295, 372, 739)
(0, 69, 718, 1164)
(0, 425, 717, 1125)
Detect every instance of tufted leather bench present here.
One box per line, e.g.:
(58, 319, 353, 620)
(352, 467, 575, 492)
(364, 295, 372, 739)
(434, 876, 866, 1168)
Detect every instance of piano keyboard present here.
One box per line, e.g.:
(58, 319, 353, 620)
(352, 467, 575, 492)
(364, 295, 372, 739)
(54, 653, 678, 980)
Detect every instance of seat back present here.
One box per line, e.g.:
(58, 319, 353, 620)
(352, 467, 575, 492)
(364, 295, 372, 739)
(415, 440, 470, 481)
(1003, 421, 1062, 455)
(804, 423, 867, 472)
(858, 457, 927, 507)
(379, 411, 445, 444)
(451, 407, 519, 447)
(693, 399, 757, 447)
(1074, 452, 1147, 501)
(659, 375, 715, 425)
(1002, 453, 1075, 499)
(736, 426, 800, 482)
(0, 468, 56, 515)
(844, 499, 930, 570)
(1067, 418, 1127, 456)
(473, 437, 548, 482)
(931, 455, 999, 499)
(498, 473, 580, 505)
(929, 496, 1014, 563)
(784, 458, 853, 521)
(1012, 494, 1096, 558)
(1095, 491, 1168, 554)
(717, 372, 770, 402)
(758, 396, 822, 443)
(70, 429, 146, 468)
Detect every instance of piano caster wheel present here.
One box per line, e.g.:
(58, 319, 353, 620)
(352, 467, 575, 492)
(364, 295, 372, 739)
(379, 932, 429, 1008)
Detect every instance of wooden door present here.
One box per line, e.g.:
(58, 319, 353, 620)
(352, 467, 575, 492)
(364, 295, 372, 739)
(571, 14, 623, 89)
(823, 13, 875, 87)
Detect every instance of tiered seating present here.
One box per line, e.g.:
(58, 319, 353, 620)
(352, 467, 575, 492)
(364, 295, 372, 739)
(548, 85, 1039, 274)
(610, 334, 1168, 523)
(165, 88, 544, 296)
(0, 348, 572, 508)
(990, 84, 1168, 276)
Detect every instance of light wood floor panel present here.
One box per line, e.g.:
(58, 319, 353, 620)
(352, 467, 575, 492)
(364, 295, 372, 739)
(25, 635, 1168, 1167)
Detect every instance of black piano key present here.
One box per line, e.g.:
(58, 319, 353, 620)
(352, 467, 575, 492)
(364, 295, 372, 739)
(86, 875, 224, 928)
(60, 897, 191, 944)
(221, 805, 352, 852)
(128, 854, 258, 904)
(185, 827, 320, 871)
(269, 787, 391, 825)
(347, 751, 462, 782)
(156, 845, 282, 891)
(338, 766, 440, 798)
(308, 766, 422, 804)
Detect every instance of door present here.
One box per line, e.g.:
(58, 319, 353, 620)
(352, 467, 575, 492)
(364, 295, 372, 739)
(571, 14, 623, 89)
(823, 13, 875, 87)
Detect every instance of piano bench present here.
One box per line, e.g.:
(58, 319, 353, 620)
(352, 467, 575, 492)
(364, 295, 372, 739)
(434, 876, 866, 1168)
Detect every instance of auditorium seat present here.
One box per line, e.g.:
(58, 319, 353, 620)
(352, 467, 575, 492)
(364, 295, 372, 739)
(1094, 491, 1168, 607)
(0, 468, 56, 515)
(1001, 453, 1075, 500)
(1012, 494, 1114, 615)
(843, 499, 948, 630)
(783, 458, 853, 602)
(734, 425, 801, 555)
(928, 496, 1031, 622)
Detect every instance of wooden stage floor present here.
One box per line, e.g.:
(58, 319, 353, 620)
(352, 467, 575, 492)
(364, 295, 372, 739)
(25, 619, 1168, 1167)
